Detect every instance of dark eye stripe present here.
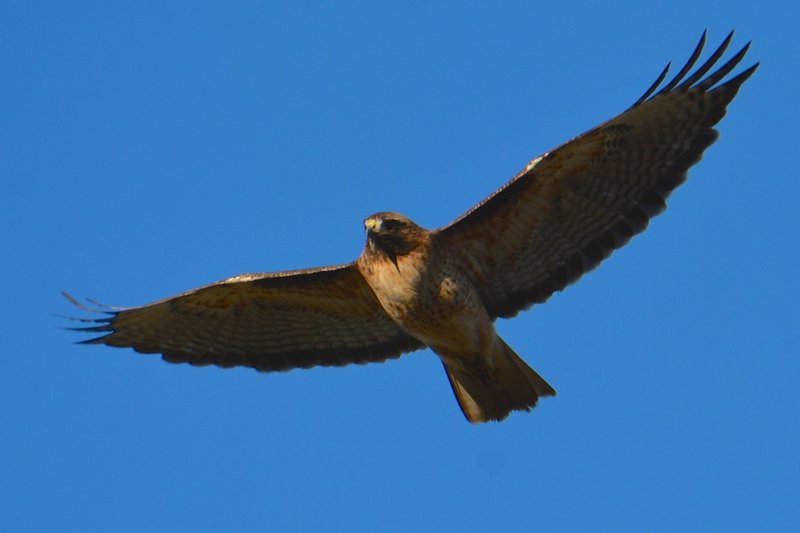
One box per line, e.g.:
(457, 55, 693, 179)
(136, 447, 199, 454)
(382, 219, 403, 231)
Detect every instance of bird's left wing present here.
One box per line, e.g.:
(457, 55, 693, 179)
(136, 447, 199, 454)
(435, 32, 758, 319)
(68, 263, 424, 371)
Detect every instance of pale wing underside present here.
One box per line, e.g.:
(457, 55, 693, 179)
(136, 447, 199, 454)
(437, 32, 758, 319)
(70, 263, 424, 371)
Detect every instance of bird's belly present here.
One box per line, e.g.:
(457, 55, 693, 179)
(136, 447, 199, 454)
(369, 260, 493, 358)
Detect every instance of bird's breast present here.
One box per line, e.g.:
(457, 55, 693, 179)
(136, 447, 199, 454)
(358, 248, 489, 351)
(361, 251, 427, 315)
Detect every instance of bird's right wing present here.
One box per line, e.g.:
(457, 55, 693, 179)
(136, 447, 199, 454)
(68, 263, 424, 371)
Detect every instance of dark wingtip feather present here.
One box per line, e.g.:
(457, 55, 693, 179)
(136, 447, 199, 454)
(54, 312, 107, 324)
(676, 31, 735, 90)
(76, 334, 113, 345)
(631, 31, 755, 108)
(654, 31, 708, 96)
(61, 291, 119, 345)
(62, 291, 126, 313)
(62, 292, 104, 314)
(633, 62, 670, 106)
(719, 61, 760, 90)
(695, 41, 752, 91)
(67, 323, 114, 333)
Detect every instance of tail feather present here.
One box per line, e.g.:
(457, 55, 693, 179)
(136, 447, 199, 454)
(443, 337, 555, 423)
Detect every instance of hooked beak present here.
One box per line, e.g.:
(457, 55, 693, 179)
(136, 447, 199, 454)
(365, 218, 399, 271)
(364, 217, 382, 235)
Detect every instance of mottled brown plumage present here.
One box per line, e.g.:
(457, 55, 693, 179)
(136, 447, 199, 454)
(68, 33, 757, 423)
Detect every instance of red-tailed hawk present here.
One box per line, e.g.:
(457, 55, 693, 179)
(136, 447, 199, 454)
(68, 33, 757, 423)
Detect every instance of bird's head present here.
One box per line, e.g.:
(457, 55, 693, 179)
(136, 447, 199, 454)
(363, 212, 427, 262)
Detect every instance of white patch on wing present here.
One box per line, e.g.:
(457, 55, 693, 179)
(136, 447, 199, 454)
(523, 155, 546, 173)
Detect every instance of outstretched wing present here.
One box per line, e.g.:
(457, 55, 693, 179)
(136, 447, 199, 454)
(436, 32, 758, 319)
(68, 263, 424, 371)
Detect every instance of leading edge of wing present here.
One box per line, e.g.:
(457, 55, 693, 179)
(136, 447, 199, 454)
(64, 262, 425, 372)
(63, 262, 363, 343)
(437, 32, 757, 237)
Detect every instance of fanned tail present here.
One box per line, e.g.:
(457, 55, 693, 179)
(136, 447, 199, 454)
(443, 337, 555, 423)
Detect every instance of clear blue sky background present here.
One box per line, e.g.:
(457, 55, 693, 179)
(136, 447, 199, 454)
(2, 2, 797, 531)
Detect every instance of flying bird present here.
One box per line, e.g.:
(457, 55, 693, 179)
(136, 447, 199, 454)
(68, 33, 757, 423)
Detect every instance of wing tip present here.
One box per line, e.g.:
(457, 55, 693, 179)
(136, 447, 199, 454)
(633, 31, 756, 107)
(75, 334, 113, 346)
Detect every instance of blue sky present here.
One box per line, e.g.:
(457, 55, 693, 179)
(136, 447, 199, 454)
(2, 1, 798, 531)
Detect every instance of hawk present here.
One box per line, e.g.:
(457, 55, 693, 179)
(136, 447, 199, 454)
(68, 33, 757, 423)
